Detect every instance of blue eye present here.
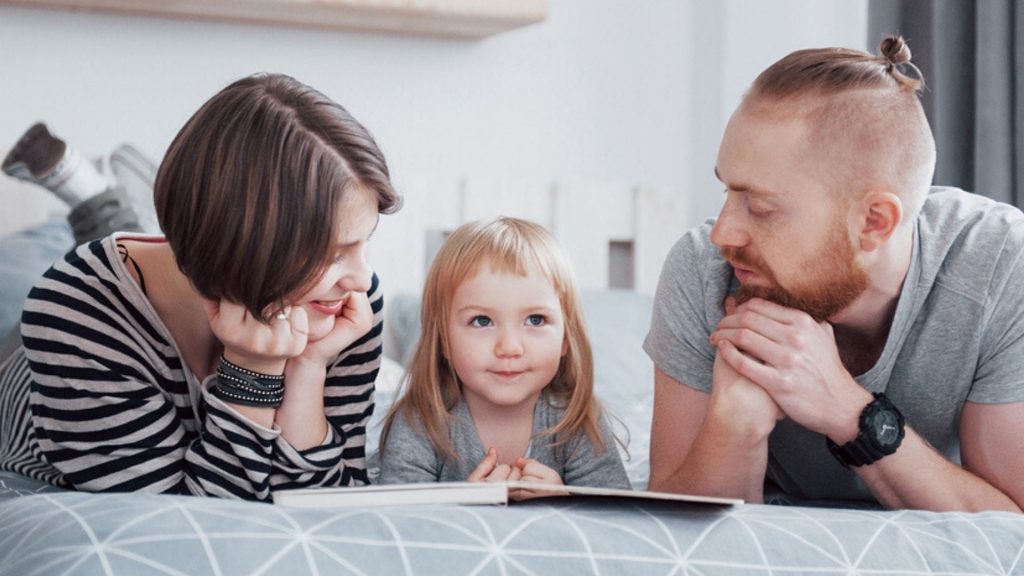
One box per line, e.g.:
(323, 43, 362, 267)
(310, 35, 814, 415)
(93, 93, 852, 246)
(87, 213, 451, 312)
(470, 316, 492, 327)
(526, 315, 546, 327)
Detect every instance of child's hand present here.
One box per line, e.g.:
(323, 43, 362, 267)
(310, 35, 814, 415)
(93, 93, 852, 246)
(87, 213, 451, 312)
(513, 458, 562, 484)
(203, 298, 308, 375)
(468, 448, 518, 482)
(509, 458, 568, 501)
(296, 291, 374, 369)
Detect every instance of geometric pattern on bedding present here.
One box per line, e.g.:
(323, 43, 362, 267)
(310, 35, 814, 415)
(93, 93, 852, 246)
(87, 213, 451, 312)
(1, 473, 1022, 576)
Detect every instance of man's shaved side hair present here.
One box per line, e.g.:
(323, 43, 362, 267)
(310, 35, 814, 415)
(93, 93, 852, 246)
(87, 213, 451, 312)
(741, 35, 936, 222)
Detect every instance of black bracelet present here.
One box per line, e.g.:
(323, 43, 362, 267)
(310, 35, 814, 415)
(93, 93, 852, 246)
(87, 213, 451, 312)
(218, 356, 284, 382)
(216, 372, 283, 395)
(212, 356, 285, 408)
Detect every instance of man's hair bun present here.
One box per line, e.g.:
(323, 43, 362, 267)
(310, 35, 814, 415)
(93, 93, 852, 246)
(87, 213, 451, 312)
(880, 35, 912, 66)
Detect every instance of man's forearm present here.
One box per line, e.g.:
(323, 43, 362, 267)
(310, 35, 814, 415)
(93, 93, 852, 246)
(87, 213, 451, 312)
(652, 403, 772, 502)
(858, 428, 1021, 513)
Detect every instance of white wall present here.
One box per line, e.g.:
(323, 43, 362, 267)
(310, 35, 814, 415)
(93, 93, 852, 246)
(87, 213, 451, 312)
(0, 0, 866, 235)
(686, 0, 869, 224)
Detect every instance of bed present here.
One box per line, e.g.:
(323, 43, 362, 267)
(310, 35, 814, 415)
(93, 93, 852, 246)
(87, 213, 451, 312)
(1, 168, 1023, 575)
(3, 470, 1023, 575)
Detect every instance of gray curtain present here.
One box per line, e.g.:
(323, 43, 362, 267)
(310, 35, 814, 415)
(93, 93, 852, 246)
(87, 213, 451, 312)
(868, 0, 1022, 206)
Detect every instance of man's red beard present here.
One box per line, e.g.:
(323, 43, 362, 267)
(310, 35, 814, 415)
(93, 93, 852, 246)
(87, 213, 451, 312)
(721, 229, 869, 322)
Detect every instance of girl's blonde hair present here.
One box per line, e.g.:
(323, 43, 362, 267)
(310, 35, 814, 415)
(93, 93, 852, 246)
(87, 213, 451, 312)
(382, 216, 604, 463)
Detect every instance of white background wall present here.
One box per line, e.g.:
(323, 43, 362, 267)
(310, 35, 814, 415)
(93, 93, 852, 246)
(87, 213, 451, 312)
(0, 0, 867, 234)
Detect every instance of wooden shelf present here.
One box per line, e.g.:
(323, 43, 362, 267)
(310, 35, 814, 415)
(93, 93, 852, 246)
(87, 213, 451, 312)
(0, 0, 548, 39)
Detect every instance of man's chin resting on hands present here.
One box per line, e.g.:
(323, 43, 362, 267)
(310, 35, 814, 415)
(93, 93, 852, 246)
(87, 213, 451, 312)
(644, 35, 1024, 513)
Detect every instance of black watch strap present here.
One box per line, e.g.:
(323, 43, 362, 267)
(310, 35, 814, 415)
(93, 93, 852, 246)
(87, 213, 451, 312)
(826, 393, 905, 468)
(827, 435, 880, 467)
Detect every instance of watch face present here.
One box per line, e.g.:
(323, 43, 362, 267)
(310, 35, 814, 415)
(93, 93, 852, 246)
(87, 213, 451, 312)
(871, 409, 902, 448)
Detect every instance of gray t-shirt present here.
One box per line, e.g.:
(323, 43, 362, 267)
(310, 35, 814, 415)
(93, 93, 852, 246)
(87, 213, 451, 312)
(379, 392, 631, 489)
(644, 187, 1024, 504)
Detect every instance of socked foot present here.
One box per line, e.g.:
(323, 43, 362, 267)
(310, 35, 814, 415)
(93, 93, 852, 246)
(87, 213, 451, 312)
(2, 123, 109, 207)
(2, 122, 67, 180)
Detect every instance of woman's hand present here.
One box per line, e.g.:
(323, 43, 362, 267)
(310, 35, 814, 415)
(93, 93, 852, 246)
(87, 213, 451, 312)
(203, 299, 308, 375)
(294, 291, 374, 369)
(272, 292, 372, 444)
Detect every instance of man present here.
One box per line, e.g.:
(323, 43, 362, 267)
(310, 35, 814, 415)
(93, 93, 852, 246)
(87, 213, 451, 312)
(645, 36, 1024, 512)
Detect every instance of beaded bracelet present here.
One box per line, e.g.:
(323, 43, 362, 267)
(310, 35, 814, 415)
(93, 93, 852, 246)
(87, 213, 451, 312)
(211, 356, 285, 408)
(218, 356, 284, 384)
(217, 372, 282, 394)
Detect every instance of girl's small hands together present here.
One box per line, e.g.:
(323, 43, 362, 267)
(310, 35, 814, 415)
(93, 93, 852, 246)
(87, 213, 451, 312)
(298, 291, 374, 368)
(203, 298, 309, 375)
(468, 449, 567, 500)
(513, 458, 562, 485)
(468, 448, 521, 482)
(509, 457, 567, 501)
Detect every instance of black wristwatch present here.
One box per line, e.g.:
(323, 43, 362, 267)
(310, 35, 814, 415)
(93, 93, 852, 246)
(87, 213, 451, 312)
(826, 393, 905, 467)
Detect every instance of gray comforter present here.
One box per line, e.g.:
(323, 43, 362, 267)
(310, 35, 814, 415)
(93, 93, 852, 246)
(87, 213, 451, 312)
(1, 472, 1022, 576)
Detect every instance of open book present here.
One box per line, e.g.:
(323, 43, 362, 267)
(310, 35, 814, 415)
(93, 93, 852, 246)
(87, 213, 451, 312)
(273, 481, 742, 508)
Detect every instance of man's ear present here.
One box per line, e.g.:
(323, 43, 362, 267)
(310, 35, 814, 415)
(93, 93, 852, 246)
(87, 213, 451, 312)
(855, 191, 903, 252)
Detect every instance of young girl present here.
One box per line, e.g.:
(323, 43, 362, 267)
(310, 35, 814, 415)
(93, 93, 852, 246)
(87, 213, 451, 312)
(0, 73, 400, 500)
(379, 217, 630, 495)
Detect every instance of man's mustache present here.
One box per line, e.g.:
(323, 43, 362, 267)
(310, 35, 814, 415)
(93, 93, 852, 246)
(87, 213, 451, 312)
(720, 247, 766, 274)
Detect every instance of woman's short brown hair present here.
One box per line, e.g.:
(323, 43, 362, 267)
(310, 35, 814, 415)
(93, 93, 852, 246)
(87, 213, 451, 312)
(154, 73, 400, 321)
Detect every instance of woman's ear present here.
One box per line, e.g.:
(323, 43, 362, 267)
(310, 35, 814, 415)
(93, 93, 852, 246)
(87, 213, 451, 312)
(856, 191, 903, 252)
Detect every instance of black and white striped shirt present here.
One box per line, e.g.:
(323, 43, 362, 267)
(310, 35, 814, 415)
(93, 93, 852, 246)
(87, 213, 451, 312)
(0, 235, 382, 500)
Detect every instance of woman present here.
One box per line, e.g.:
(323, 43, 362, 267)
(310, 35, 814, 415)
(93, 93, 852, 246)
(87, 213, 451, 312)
(0, 73, 400, 500)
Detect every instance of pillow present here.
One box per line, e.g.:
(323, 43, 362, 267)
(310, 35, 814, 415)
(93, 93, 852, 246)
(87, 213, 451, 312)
(0, 142, 160, 342)
(582, 289, 655, 490)
(376, 289, 655, 489)
(0, 218, 74, 341)
(365, 354, 406, 483)
(0, 163, 68, 239)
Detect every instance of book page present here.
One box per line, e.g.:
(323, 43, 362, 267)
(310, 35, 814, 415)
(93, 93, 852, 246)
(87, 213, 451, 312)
(273, 481, 741, 508)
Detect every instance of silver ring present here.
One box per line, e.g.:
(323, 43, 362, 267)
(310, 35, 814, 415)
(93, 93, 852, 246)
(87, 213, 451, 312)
(274, 310, 289, 321)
